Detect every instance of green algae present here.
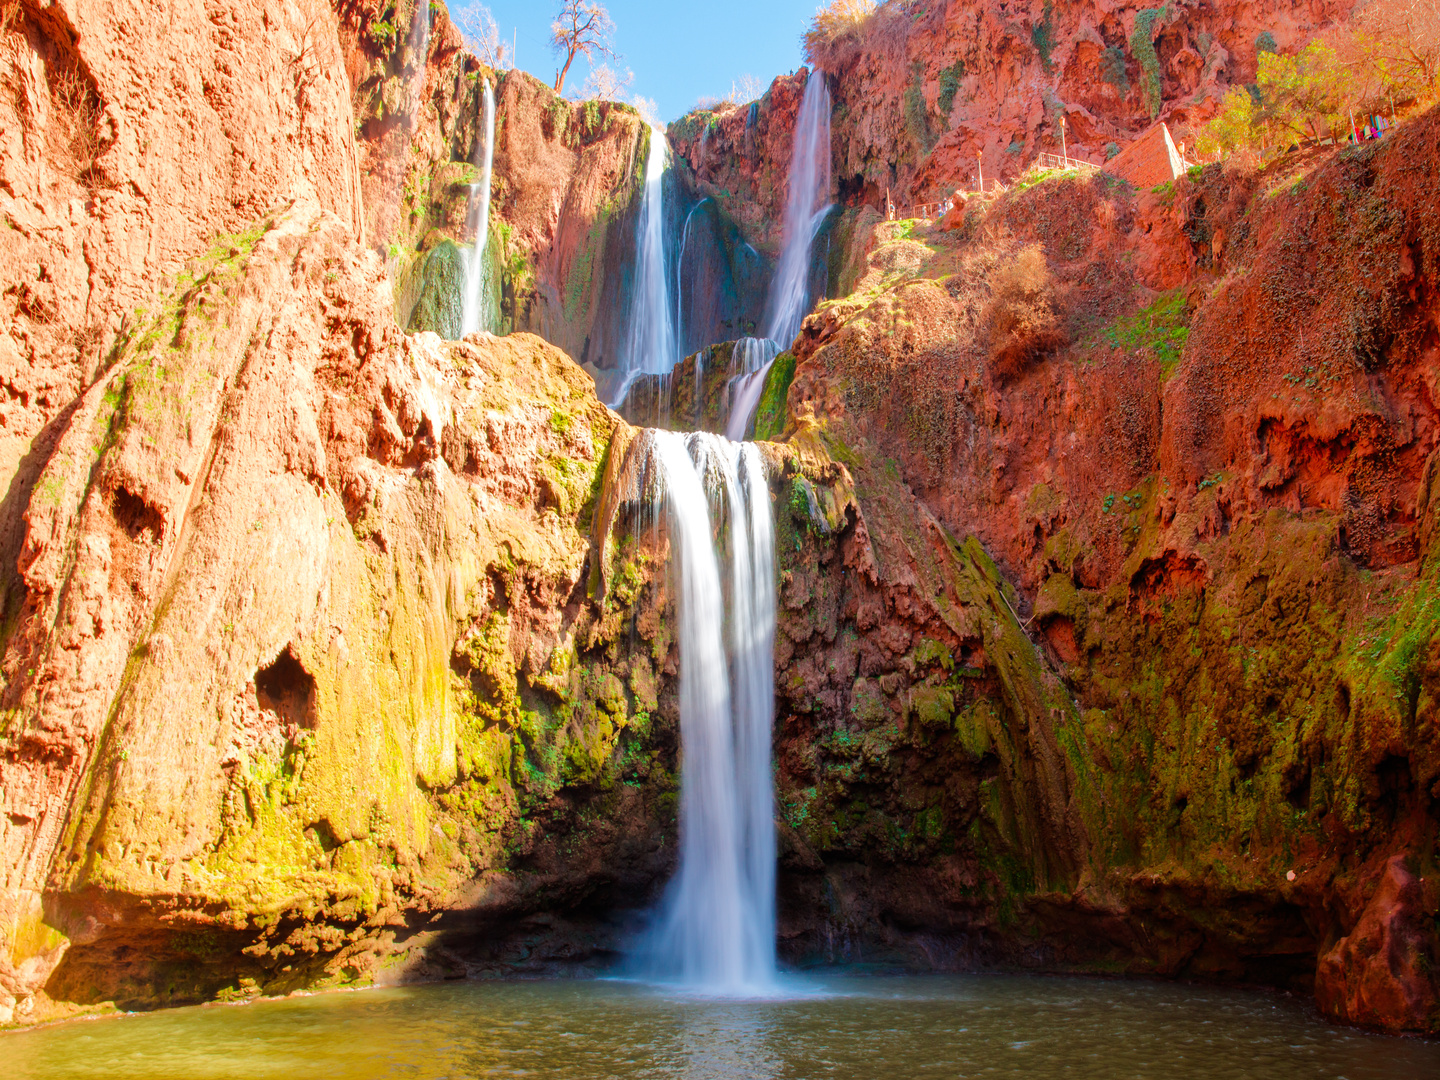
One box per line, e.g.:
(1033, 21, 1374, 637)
(752, 352, 797, 441)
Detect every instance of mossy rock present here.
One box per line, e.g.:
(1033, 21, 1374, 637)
(407, 240, 466, 339)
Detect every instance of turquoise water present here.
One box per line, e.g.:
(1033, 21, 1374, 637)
(7, 973, 1437, 1079)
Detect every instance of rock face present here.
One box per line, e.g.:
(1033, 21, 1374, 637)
(1316, 856, 1438, 1031)
(1, 0, 1439, 1041)
(0, 0, 365, 630)
(761, 107, 1440, 1030)
(3, 199, 686, 1020)
(669, 0, 1356, 249)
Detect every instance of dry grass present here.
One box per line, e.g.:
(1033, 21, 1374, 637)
(802, 0, 878, 70)
(50, 65, 105, 187)
(984, 245, 1064, 379)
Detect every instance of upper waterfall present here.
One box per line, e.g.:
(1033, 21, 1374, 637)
(763, 70, 833, 348)
(460, 79, 496, 339)
(614, 125, 678, 406)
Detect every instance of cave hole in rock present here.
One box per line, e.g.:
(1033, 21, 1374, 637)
(1284, 763, 1312, 811)
(1374, 753, 1413, 823)
(111, 485, 164, 542)
(254, 646, 318, 733)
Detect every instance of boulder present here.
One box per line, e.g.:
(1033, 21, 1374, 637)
(1315, 856, 1439, 1032)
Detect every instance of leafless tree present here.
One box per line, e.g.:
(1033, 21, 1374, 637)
(50, 66, 105, 187)
(551, 0, 615, 95)
(581, 62, 632, 101)
(730, 73, 764, 103)
(632, 94, 660, 126)
(1354, 0, 1440, 90)
(456, 2, 511, 69)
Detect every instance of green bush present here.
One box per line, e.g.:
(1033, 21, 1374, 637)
(1130, 8, 1167, 119)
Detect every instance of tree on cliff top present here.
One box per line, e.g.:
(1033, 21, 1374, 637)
(456, 3, 512, 70)
(551, 0, 615, 96)
(582, 63, 633, 102)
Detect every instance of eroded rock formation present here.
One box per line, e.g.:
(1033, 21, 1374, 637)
(0, 0, 1437, 1040)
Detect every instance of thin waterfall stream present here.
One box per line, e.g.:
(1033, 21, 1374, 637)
(724, 337, 782, 441)
(613, 124, 678, 406)
(763, 69, 833, 348)
(460, 79, 496, 338)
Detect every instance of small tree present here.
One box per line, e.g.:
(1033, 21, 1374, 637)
(456, 3, 511, 69)
(551, 0, 615, 96)
(1194, 86, 1259, 157)
(1357, 0, 1440, 98)
(1256, 43, 1351, 144)
(582, 63, 632, 101)
(729, 73, 764, 104)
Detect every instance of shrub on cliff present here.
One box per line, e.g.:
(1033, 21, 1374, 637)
(983, 245, 1063, 379)
(802, 0, 878, 70)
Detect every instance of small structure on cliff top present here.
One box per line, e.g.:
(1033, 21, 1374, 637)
(1104, 122, 1185, 188)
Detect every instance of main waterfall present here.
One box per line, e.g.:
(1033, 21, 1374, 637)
(460, 79, 496, 338)
(763, 69, 833, 348)
(638, 430, 777, 995)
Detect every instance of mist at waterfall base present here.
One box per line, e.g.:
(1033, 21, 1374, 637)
(460, 80, 497, 339)
(623, 431, 779, 997)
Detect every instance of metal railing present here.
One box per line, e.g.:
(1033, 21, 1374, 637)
(1033, 152, 1100, 173)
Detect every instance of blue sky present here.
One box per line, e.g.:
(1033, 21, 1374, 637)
(469, 0, 817, 120)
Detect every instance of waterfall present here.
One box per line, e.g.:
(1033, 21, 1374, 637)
(640, 430, 777, 996)
(676, 198, 709, 357)
(460, 80, 496, 338)
(613, 125, 678, 406)
(763, 70, 833, 349)
(723, 337, 781, 442)
(407, 0, 432, 101)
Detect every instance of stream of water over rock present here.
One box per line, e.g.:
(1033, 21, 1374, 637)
(614, 125, 679, 405)
(763, 69, 832, 348)
(723, 337, 781, 441)
(460, 79, 496, 339)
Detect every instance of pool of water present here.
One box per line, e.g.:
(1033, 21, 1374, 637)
(7, 973, 1437, 1079)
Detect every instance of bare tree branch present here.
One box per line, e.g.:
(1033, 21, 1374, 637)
(456, 2, 511, 69)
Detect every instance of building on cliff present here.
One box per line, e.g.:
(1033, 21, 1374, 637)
(1104, 122, 1187, 189)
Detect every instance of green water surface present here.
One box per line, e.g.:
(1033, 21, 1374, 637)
(6, 973, 1437, 1079)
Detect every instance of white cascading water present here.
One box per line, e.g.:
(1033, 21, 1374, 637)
(675, 197, 709, 356)
(613, 125, 678, 406)
(724, 337, 782, 442)
(407, 0, 432, 103)
(640, 430, 777, 995)
(763, 70, 833, 349)
(460, 80, 496, 338)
